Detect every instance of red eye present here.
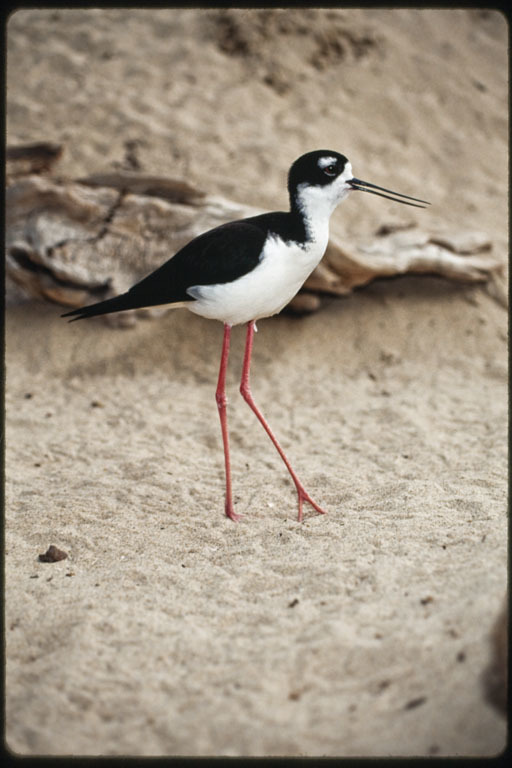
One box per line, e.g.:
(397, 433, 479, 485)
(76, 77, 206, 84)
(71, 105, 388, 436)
(324, 165, 337, 176)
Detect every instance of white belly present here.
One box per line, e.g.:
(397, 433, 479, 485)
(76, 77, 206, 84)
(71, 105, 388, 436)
(186, 233, 328, 326)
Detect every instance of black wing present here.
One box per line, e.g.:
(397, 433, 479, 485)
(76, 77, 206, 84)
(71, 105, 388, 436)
(62, 218, 268, 321)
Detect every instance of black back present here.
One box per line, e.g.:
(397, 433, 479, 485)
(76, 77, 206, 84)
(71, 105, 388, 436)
(128, 210, 309, 305)
(62, 210, 309, 320)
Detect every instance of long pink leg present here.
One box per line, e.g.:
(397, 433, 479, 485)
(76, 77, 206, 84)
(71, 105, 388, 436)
(216, 323, 241, 521)
(239, 320, 326, 522)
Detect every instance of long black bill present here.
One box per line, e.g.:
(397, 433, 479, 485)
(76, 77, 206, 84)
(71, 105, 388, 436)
(349, 177, 430, 209)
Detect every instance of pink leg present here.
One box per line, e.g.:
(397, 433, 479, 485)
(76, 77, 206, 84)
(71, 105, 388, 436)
(239, 320, 326, 522)
(216, 323, 241, 521)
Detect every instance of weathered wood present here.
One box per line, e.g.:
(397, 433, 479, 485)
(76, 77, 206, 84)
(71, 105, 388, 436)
(78, 171, 206, 204)
(6, 141, 64, 179)
(6, 150, 505, 322)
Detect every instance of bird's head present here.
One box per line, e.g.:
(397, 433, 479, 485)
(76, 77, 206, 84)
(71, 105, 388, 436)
(288, 149, 429, 219)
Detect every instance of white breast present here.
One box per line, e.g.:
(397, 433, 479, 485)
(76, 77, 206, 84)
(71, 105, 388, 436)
(187, 230, 328, 327)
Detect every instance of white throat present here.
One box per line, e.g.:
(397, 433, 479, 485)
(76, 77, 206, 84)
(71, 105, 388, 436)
(294, 160, 353, 241)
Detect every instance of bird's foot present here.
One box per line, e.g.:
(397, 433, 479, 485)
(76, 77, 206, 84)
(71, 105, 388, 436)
(225, 501, 242, 522)
(296, 486, 327, 523)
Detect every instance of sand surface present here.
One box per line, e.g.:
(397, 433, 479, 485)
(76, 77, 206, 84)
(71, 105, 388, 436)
(5, 8, 508, 757)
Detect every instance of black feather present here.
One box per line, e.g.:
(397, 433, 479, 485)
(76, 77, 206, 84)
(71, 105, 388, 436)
(62, 293, 137, 321)
(62, 211, 307, 321)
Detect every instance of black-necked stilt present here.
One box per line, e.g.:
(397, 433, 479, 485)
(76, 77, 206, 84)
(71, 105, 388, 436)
(63, 150, 429, 522)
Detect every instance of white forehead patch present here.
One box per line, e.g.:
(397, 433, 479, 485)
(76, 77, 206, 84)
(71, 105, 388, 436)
(317, 156, 338, 169)
(340, 161, 353, 181)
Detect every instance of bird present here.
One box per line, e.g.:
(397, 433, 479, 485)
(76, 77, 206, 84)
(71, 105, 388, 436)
(63, 150, 429, 522)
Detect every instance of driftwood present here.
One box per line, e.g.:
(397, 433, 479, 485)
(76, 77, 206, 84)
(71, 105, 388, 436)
(6, 141, 64, 177)
(6, 143, 505, 323)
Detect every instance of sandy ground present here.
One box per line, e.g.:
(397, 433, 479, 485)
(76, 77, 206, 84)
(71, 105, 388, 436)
(5, 8, 508, 757)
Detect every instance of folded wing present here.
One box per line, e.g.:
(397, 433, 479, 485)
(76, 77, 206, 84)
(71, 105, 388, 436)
(62, 219, 267, 321)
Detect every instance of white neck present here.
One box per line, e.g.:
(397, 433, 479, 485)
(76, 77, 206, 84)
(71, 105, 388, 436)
(292, 160, 353, 242)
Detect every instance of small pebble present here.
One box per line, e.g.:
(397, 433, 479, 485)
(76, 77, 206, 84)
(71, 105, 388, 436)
(404, 696, 426, 710)
(38, 545, 68, 563)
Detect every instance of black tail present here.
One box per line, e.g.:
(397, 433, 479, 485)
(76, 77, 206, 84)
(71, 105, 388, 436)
(61, 293, 136, 322)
